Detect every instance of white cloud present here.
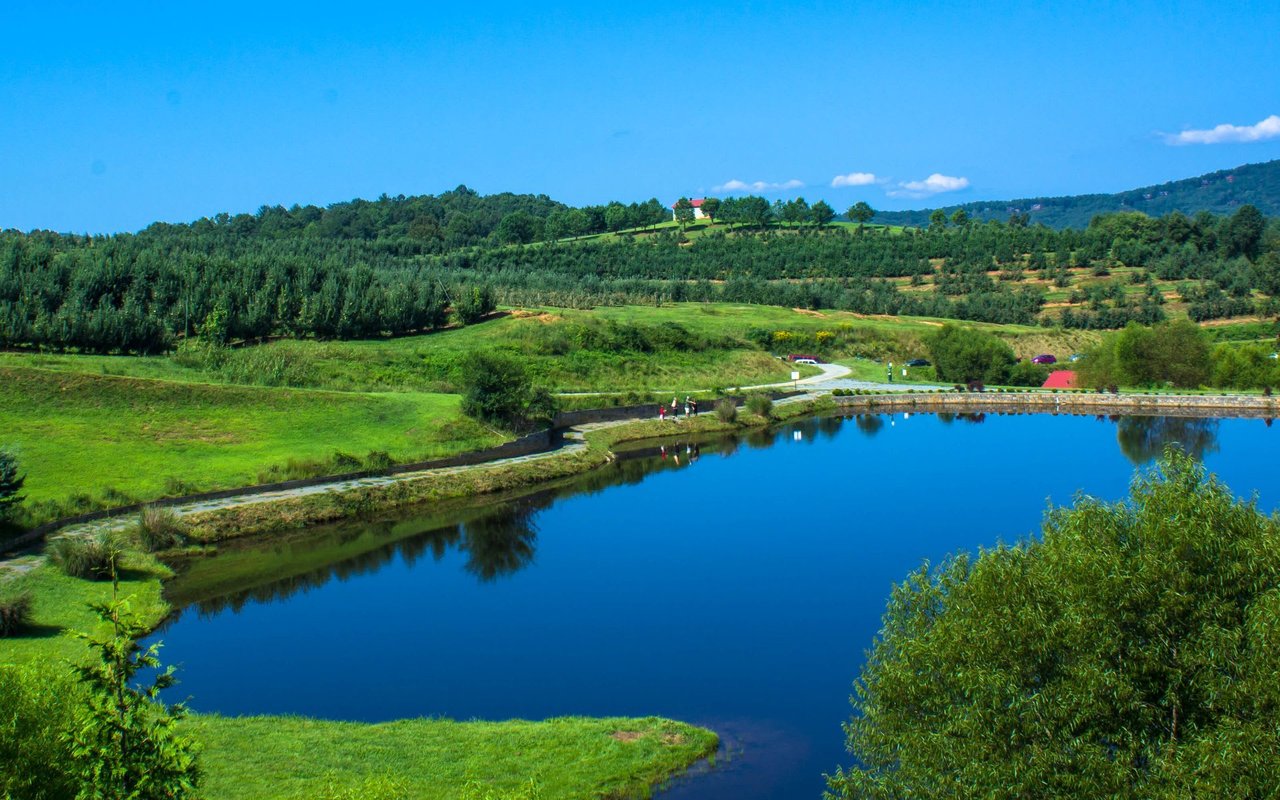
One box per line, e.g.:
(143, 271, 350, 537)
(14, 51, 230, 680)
(1164, 114, 1280, 145)
(713, 178, 805, 193)
(831, 171, 878, 188)
(886, 173, 970, 199)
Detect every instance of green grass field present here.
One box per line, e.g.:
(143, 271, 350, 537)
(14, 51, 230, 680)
(0, 555, 170, 667)
(1, 366, 504, 520)
(191, 715, 717, 800)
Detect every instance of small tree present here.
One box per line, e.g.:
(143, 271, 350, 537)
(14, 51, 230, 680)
(0, 449, 25, 521)
(455, 285, 496, 325)
(69, 580, 201, 799)
(700, 197, 720, 223)
(673, 197, 695, 230)
(460, 352, 557, 431)
(847, 201, 875, 226)
(810, 200, 836, 228)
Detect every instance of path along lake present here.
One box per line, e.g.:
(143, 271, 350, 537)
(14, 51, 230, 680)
(151, 411, 1280, 799)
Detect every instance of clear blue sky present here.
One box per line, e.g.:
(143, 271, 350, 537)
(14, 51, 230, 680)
(3, 1, 1279, 232)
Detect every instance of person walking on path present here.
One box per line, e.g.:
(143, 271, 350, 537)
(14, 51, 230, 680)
(659, 404, 666, 421)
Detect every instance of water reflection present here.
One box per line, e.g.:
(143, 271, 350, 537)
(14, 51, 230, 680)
(163, 413, 1226, 619)
(462, 503, 539, 582)
(1115, 416, 1220, 465)
(166, 440, 720, 616)
(853, 415, 884, 436)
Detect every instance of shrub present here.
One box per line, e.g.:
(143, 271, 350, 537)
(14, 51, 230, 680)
(47, 533, 121, 580)
(926, 324, 1016, 384)
(0, 586, 32, 636)
(136, 506, 187, 552)
(746, 394, 774, 418)
(715, 399, 738, 423)
(365, 451, 394, 471)
(1007, 360, 1050, 387)
(460, 352, 558, 431)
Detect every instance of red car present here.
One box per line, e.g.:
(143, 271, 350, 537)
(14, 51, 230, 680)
(1031, 354, 1057, 365)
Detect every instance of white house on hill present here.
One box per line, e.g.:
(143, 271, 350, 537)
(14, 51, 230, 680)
(671, 198, 707, 220)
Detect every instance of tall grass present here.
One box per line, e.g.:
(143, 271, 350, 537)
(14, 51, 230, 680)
(47, 533, 121, 580)
(715, 398, 738, 423)
(136, 506, 188, 552)
(745, 394, 774, 418)
(0, 586, 33, 636)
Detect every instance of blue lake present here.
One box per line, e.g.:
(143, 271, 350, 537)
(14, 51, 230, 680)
(152, 412, 1280, 799)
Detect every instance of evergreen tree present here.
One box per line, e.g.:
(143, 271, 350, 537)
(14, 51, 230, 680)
(69, 579, 201, 799)
(0, 450, 23, 521)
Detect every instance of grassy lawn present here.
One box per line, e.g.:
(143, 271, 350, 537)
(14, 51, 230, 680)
(0, 556, 170, 667)
(190, 715, 717, 800)
(1, 366, 503, 520)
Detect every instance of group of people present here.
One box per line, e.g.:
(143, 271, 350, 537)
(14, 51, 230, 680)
(658, 395, 698, 421)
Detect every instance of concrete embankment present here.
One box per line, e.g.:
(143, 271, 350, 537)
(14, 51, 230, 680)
(831, 391, 1280, 419)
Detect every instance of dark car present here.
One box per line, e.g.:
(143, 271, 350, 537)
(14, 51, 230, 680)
(904, 358, 931, 367)
(1031, 354, 1057, 365)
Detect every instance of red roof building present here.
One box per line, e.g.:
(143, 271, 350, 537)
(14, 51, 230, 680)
(671, 198, 708, 220)
(1042, 370, 1077, 389)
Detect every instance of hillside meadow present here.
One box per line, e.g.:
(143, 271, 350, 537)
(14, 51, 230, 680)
(0, 303, 1132, 524)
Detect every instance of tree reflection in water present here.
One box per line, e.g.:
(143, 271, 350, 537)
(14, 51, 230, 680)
(1115, 415, 1220, 465)
(460, 503, 540, 582)
(854, 414, 884, 437)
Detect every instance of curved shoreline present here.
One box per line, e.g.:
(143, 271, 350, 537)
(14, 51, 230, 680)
(10, 389, 1279, 555)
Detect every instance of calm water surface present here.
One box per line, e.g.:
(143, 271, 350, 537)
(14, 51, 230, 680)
(152, 412, 1280, 799)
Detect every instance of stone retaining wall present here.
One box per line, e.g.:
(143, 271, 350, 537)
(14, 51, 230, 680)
(833, 391, 1280, 418)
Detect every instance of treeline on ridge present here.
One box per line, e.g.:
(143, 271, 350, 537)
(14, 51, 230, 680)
(1, 186, 1277, 353)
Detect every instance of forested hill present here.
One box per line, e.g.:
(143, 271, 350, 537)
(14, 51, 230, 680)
(873, 160, 1280, 229)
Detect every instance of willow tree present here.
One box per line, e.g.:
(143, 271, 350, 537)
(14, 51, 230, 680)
(829, 449, 1280, 799)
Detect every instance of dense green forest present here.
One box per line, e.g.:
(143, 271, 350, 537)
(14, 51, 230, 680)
(2, 184, 1278, 353)
(874, 159, 1280, 229)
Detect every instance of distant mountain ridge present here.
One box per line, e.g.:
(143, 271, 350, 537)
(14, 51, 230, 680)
(873, 159, 1280, 229)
